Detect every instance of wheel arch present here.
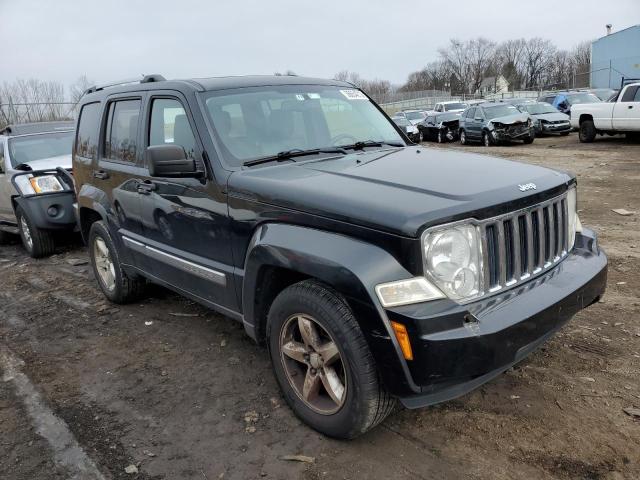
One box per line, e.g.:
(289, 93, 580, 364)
(242, 223, 418, 395)
(579, 113, 594, 125)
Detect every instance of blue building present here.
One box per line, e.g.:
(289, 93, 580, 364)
(591, 24, 640, 88)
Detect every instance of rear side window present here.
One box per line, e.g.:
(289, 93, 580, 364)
(105, 99, 141, 163)
(75, 102, 101, 160)
(149, 98, 197, 160)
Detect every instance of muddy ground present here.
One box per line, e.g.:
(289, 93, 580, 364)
(1, 133, 639, 480)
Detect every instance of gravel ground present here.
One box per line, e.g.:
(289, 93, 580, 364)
(1, 133, 639, 480)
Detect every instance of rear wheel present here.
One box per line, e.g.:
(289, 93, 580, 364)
(16, 206, 55, 258)
(88, 220, 145, 303)
(579, 120, 596, 143)
(267, 280, 395, 439)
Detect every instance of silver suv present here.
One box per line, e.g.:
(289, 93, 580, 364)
(0, 121, 76, 257)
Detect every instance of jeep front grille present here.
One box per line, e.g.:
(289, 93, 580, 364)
(481, 192, 569, 293)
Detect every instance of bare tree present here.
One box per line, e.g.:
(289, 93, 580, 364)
(522, 38, 556, 89)
(69, 75, 93, 104)
(495, 39, 526, 89)
(466, 38, 496, 94)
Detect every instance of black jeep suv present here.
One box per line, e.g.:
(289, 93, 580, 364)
(73, 74, 607, 439)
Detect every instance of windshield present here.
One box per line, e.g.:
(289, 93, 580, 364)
(202, 85, 404, 167)
(483, 105, 520, 119)
(444, 102, 467, 111)
(566, 93, 601, 105)
(7, 131, 73, 167)
(405, 111, 425, 120)
(523, 103, 558, 115)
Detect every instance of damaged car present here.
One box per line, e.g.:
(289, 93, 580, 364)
(418, 112, 460, 143)
(392, 115, 422, 142)
(0, 121, 77, 257)
(513, 101, 571, 136)
(459, 103, 535, 146)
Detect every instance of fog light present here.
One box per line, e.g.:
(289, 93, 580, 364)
(47, 206, 59, 217)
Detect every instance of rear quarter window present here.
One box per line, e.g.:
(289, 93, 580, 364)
(75, 102, 101, 160)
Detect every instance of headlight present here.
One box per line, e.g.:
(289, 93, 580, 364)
(30, 175, 64, 194)
(14, 174, 65, 195)
(566, 187, 582, 251)
(423, 224, 483, 301)
(527, 118, 533, 126)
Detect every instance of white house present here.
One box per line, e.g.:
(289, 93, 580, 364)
(477, 75, 510, 95)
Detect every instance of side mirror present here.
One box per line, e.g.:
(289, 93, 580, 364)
(145, 145, 199, 178)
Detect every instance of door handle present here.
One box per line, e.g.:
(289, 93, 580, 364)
(93, 170, 109, 180)
(137, 182, 157, 195)
(628, 105, 634, 109)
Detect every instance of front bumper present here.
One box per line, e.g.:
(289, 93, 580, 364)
(11, 168, 77, 231)
(492, 126, 534, 142)
(385, 229, 607, 408)
(542, 122, 571, 134)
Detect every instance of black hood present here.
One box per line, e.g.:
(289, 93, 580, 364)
(228, 147, 573, 237)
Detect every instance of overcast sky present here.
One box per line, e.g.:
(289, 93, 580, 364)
(1, 0, 638, 89)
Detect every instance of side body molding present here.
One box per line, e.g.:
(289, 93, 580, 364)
(241, 223, 419, 395)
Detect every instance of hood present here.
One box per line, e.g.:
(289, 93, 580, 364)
(531, 111, 569, 121)
(16, 154, 72, 171)
(488, 113, 529, 125)
(228, 147, 572, 237)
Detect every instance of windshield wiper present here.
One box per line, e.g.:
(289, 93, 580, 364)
(243, 148, 347, 167)
(340, 140, 405, 151)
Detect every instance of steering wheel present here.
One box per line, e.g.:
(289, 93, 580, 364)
(331, 134, 358, 146)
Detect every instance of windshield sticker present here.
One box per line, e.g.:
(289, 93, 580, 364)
(295, 94, 305, 101)
(307, 93, 321, 99)
(340, 89, 367, 100)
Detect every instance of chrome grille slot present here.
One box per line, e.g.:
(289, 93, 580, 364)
(480, 192, 569, 294)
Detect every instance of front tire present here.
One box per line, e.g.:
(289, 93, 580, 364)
(437, 130, 444, 143)
(482, 131, 492, 147)
(459, 129, 468, 145)
(579, 120, 596, 143)
(16, 206, 55, 258)
(267, 280, 395, 439)
(88, 220, 145, 303)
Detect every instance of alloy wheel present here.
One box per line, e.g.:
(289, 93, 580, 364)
(20, 216, 33, 251)
(93, 236, 116, 291)
(279, 314, 347, 415)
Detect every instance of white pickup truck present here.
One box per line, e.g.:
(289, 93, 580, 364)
(571, 82, 640, 142)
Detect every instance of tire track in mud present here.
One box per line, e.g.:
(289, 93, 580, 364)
(0, 346, 106, 480)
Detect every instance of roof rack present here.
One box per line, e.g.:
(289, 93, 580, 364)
(84, 74, 166, 95)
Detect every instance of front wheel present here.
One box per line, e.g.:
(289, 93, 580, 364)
(88, 220, 145, 303)
(482, 131, 492, 147)
(459, 129, 468, 145)
(523, 134, 534, 144)
(418, 131, 423, 143)
(16, 206, 55, 258)
(437, 130, 444, 143)
(579, 120, 596, 143)
(267, 280, 395, 439)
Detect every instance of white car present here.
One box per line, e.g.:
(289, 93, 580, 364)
(434, 101, 468, 113)
(571, 82, 640, 142)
